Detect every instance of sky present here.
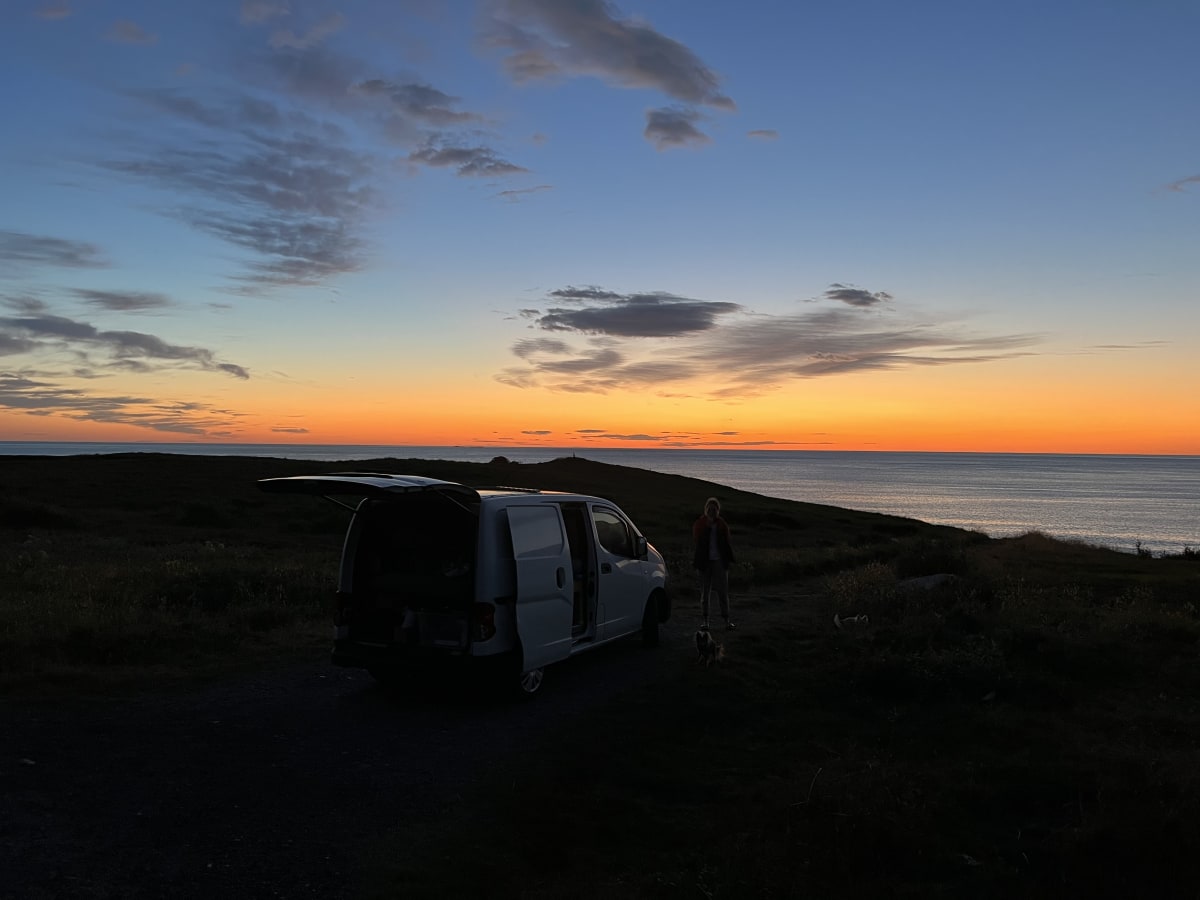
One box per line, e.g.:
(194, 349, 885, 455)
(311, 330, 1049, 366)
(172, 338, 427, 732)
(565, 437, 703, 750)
(1, 0, 1197, 454)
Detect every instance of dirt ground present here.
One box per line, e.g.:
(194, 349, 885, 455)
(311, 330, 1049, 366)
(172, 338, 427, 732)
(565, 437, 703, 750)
(0, 626, 682, 899)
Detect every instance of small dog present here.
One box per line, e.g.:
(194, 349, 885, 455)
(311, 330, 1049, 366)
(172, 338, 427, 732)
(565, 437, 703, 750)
(695, 627, 724, 666)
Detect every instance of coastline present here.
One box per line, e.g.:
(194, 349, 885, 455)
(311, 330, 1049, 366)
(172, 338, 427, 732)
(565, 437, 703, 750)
(2, 443, 1196, 554)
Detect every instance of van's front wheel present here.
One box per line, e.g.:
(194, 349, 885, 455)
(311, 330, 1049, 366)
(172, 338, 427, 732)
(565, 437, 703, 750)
(518, 667, 544, 695)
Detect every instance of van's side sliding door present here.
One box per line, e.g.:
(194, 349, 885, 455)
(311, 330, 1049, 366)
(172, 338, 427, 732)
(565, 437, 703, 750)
(507, 505, 574, 671)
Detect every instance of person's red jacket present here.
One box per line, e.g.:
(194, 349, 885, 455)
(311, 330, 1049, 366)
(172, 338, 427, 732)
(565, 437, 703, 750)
(692, 515, 735, 571)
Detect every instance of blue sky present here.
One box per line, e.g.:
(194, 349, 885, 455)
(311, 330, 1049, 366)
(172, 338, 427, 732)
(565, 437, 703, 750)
(1, 0, 1197, 451)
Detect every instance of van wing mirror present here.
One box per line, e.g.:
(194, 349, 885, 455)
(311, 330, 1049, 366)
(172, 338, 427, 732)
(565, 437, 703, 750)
(635, 535, 648, 560)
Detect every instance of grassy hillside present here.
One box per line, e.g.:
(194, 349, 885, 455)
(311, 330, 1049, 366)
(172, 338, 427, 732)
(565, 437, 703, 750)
(0, 451, 973, 692)
(2, 453, 1199, 896)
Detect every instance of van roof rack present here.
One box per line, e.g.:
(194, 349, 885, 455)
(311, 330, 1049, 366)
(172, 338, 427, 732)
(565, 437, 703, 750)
(474, 484, 542, 494)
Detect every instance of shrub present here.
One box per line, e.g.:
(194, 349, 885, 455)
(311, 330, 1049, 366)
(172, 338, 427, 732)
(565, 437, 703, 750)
(825, 560, 896, 615)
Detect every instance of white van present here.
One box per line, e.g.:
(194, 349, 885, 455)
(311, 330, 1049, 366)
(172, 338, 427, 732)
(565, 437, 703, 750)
(258, 473, 671, 695)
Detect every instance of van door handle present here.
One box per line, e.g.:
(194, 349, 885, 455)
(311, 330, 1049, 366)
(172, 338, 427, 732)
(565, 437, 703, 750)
(600, 563, 612, 574)
(556, 567, 565, 589)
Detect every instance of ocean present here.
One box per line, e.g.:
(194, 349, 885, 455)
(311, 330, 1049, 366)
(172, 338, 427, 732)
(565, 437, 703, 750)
(2, 442, 1197, 556)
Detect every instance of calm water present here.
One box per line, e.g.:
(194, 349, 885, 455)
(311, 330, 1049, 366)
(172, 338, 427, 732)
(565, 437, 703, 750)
(2, 442, 1198, 555)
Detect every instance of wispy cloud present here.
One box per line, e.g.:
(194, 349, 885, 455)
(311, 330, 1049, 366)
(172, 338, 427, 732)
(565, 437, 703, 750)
(269, 13, 345, 50)
(0, 312, 249, 379)
(240, 1, 290, 26)
(748, 129, 779, 141)
(407, 141, 529, 177)
(55, 10, 539, 293)
(353, 79, 481, 126)
(71, 289, 171, 312)
(495, 184, 553, 202)
(103, 91, 375, 289)
(106, 20, 158, 45)
(0, 231, 107, 273)
(483, 0, 734, 146)
(35, 1, 72, 20)
(498, 284, 1041, 395)
(0, 372, 246, 435)
(1165, 174, 1200, 192)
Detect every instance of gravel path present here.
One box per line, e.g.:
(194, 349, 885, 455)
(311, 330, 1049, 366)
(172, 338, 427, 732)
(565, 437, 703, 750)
(0, 626, 682, 899)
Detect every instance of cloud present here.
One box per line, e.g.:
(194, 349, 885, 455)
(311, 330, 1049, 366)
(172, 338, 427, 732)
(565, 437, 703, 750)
(512, 337, 571, 357)
(522, 429, 552, 435)
(823, 283, 893, 308)
(563, 428, 778, 447)
(0, 335, 39, 356)
(407, 142, 529, 177)
(500, 284, 1041, 395)
(495, 184, 554, 202)
(187, 211, 366, 289)
(240, 1, 289, 25)
(535, 347, 623, 372)
(0, 372, 246, 435)
(0, 313, 249, 380)
(529, 289, 741, 337)
(103, 91, 375, 289)
(71, 14, 528, 292)
(0, 231, 107, 273)
(484, 0, 735, 112)
(252, 50, 522, 174)
(353, 79, 481, 126)
(35, 2, 71, 19)
(549, 286, 624, 302)
(71, 289, 171, 312)
(644, 106, 709, 150)
(748, 129, 779, 140)
(1165, 174, 1200, 192)
(106, 20, 158, 45)
(269, 13, 345, 50)
(253, 44, 364, 103)
(271, 426, 310, 434)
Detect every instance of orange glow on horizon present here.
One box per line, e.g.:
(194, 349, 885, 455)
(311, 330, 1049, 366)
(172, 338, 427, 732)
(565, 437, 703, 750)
(1, 350, 1195, 455)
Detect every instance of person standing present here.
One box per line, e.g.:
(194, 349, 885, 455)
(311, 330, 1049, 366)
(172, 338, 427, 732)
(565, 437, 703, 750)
(692, 496, 736, 630)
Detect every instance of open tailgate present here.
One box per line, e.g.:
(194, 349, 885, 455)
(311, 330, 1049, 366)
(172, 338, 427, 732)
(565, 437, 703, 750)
(257, 473, 480, 504)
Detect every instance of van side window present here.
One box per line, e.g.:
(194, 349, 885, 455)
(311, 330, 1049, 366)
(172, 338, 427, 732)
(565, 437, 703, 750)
(592, 508, 633, 558)
(508, 506, 566, 558)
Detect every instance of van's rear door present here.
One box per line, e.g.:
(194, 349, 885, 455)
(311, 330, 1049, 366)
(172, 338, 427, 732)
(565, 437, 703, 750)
(507, 505, 573, 671)
(257, 473, 480, 505)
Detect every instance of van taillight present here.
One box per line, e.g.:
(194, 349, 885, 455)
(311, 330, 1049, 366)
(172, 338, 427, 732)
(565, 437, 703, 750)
(471, 602, 496, 642)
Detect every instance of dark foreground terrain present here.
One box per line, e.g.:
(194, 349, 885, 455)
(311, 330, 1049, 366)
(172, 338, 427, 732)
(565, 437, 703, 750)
(1, 633, 680, 899)
(2, 452, 1199, 898)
